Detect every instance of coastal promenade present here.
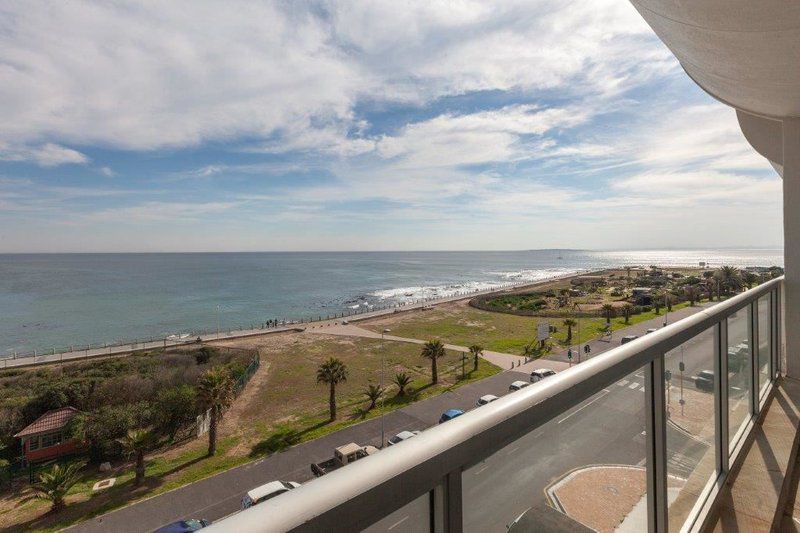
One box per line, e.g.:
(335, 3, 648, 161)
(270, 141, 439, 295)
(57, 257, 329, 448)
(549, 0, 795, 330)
(3, 272, 582, 369)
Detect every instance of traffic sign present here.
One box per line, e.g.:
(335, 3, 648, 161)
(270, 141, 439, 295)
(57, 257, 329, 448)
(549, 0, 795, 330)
(537, 322, 550, 341)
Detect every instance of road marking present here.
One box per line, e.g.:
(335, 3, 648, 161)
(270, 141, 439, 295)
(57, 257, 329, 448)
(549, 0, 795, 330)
(618, 379, 629, 386)
(389, 515, 410, 530)
(558, 389, 609, 424)
(639, 386, 646, 393)
(636, 373, 644, 378)
(473, 464, 490, 475)
(628, 382, 639, 390)
(506, 446, 519, 456)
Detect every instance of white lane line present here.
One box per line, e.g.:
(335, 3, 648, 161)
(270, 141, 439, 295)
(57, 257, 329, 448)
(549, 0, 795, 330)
(618, 379, 629, 386)
(506, 446, 519, 456)
(636, 373, 645, 379)
(639, 386, 646, 393)
(473, 464, 490, 475)
(628, 382, 639, 390)
(558, 389, 610, 424)
(389, 515, 410, 530)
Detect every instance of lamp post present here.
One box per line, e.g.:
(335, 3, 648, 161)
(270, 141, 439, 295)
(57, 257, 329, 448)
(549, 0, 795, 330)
(216, 305, 221, 338)
(380, 329, 391, 447)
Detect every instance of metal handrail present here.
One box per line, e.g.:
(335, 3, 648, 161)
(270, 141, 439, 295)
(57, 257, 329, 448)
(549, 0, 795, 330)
(207, 276, 783, 532)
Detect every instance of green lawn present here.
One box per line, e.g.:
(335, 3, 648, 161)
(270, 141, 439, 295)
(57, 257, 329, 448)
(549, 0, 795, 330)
(362, 301, 699, 354)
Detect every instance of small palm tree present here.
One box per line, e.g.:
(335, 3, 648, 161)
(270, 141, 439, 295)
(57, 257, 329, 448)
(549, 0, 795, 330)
(197, 367, 235, 456)
(32, 462, 83, 513)
(562, 319, 577, 344)
(363, 384, 384, 410)
(118, 428, 153, 486)
(652, 292, 663, 314)
(317, 357, 348, 420)
(742, 270, 758, 290)
(468, 344, 484, 371)
(393, 372, 412, 397)
(523, 342, 537, 358)
(684, 286, 700, 306)
(622, 304, 633, 324)
(601, 303, 615, 325)
(716, 265, 743, 295)
(421, 340, 446, 384)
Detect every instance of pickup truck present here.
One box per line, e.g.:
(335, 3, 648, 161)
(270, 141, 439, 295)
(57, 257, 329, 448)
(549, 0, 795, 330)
(311, 442, 379, 477)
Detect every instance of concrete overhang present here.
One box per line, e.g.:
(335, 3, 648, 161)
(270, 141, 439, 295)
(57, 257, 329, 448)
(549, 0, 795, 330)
(630, 1, 800, 175)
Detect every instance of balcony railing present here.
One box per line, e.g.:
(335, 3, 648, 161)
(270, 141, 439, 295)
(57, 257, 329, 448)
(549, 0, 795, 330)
(207, 276, 783, 533)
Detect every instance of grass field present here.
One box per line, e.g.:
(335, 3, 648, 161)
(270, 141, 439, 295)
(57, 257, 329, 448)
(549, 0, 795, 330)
(361, 299, 695, 354)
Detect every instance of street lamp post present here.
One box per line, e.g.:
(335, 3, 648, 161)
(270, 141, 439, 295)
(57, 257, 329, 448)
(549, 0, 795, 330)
(380, 329, 391, 447)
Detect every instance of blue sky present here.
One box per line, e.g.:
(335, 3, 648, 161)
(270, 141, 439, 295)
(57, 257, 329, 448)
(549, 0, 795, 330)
(0, 1, 782, 252)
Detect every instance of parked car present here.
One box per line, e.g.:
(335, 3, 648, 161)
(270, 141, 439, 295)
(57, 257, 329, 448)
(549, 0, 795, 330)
(156, 520, 211, 533)
(509, 380, 530, 392)
(646, 328, 658, 334)
(530, 368, 556, 383)
(311, 443, 379, 477)
(439, 409, 464, 423)
(241, 481, 301, 509)
(476, 394, 499, 406)
(387, 430, 420, 445)
(621, 335, 639, 345)
(695, 370, 715, 392)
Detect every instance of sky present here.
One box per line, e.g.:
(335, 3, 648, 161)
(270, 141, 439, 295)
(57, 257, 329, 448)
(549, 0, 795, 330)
(0, 0, 783, 253)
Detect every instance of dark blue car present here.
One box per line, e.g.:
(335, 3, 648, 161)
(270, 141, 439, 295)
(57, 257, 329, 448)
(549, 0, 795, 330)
(155, 519, 210, 533)
(439, 409, 464, 423)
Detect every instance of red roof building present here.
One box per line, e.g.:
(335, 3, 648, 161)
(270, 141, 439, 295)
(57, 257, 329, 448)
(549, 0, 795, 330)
(14, 407, 82, 464)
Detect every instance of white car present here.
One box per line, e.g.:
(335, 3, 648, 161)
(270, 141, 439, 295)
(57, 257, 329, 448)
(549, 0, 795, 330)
(387, 430, 421, 446)
(509, 380, 530, 392)
(476, 394, 499, 406)
(529, 368, 556, 383)
(242, 480, 301, 509)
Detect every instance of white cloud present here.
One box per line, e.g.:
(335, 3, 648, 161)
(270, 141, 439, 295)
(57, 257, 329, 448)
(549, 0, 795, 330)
(0, 0, 672, 157)
(0, 142, 88, 167)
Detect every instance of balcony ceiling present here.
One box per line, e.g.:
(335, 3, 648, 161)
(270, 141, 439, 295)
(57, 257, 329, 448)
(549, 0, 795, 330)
(630, 0, 800, 119)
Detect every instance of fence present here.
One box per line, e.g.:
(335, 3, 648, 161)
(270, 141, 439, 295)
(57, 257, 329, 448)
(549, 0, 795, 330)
(207, 276, 783, 533)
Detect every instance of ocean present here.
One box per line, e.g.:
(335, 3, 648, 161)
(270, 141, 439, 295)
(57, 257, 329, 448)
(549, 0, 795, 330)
(0, 249, 783, 355)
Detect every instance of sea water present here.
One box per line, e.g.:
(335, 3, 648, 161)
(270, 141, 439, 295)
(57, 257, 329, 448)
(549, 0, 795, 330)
(0, 249, 783, 354)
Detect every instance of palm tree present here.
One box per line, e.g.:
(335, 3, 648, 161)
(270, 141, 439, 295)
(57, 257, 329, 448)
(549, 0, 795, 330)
(197, 367, 235, 456)
(684, 285, 700, 306)
(393, 372, 412, 397)
(420, 340, 446, 384)
(118, 428, 153, 486)
(652, 292, 663, 314)
(468, 344, 484, 371)
(622, 304, 633, 324)
(742, 270, 758, 290)
(32, 462, 83, 513)
(317, 357, 348, 420)
(562, 319, 577, 344)
(601, 303, 615, 325)
(363, 384, 384, 410)
(716, 266, 743, 295)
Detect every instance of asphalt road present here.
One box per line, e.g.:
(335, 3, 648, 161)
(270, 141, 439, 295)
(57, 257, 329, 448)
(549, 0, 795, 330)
(68, 303, 732, 533)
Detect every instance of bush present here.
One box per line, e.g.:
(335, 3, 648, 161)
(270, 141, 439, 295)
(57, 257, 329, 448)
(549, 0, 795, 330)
(194, 347, 217, 365)
(153, 385, 197, 441)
